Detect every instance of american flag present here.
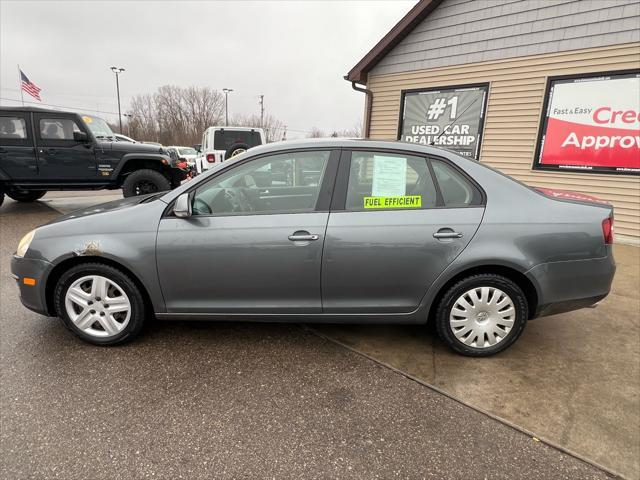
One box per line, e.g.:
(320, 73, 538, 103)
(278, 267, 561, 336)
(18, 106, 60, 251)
(20, 70, 42, 101)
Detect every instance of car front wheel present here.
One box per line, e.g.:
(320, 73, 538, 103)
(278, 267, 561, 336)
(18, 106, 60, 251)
(54, 263, 146, 346)
(122, 169, 171, 197)
(435, 274, 528, 357)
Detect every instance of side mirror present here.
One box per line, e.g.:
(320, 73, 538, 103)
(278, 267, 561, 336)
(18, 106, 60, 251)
(174, 193, 192, 218)
(73, 131, 89, 142)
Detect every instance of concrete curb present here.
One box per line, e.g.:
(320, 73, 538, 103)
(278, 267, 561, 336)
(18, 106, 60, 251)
(304, 325, 624, 480)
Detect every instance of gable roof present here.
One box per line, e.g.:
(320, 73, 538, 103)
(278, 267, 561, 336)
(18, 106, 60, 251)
(345, 0, 443, 84)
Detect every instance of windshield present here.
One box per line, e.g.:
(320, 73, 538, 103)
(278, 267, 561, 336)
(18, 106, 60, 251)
(179, 147, 197, 156)
(82, 115, 115, 139)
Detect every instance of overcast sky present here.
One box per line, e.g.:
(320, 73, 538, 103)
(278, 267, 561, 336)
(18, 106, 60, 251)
(0, 0, 414, 138)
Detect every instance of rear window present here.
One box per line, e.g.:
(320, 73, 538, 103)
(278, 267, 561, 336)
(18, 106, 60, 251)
(430, 158, 483, 206)
(213, 130, 262, 151)
(346, 151, 438, 211)
(0, 116, 27, 140)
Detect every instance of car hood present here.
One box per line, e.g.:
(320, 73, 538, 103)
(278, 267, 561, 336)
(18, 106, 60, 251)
(97, 141, 166, 154)
(45, 193, 166, 226)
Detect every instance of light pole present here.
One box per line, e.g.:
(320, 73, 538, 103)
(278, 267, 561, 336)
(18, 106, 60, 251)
(222, 88, 233, 126)
(110, 66, 125, 133)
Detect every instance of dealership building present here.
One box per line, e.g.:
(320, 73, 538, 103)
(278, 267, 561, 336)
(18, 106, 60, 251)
(346, 0, 640, 243)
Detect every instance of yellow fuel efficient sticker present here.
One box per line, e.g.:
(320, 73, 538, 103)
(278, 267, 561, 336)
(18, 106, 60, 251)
(82, 116, 93, 124)
(364, 195, 422, 209)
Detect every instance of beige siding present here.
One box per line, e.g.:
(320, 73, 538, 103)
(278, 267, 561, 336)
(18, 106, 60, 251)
(367, 43, 640, 242)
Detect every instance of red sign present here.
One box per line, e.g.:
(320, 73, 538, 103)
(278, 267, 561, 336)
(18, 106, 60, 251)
(534, 71, 640, 175)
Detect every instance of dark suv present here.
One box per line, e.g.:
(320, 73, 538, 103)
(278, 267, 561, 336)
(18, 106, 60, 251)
(0, 107, 188, 206)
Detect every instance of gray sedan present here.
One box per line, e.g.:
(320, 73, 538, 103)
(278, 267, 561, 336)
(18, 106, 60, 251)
(11, 139, 616, 356)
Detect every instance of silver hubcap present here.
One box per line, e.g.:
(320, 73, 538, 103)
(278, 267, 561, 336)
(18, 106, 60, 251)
(449, 286, 516, 349)
(230, 148, 246, 157)
(64, 275, 131, 338)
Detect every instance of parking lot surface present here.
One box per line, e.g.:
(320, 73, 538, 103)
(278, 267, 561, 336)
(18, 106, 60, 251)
(316, 244, 639, 479)
(0, 194, 620, 479)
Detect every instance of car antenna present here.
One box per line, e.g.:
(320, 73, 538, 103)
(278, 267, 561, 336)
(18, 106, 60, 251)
(429, 97, 478, 146)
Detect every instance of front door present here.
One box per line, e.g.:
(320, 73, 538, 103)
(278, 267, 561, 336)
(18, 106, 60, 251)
(33, 113, 97, 180)
(0, 112, 37, 180)
(322, 150, 485, 314)
(156, 149, 338, 314)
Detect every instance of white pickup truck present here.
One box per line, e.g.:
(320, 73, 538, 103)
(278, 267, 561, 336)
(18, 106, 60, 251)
(196, 126, 266, 173)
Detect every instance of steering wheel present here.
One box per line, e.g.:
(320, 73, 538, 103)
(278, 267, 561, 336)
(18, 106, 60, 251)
(193, 197, 212, 215)
(238, 188, 254, 212)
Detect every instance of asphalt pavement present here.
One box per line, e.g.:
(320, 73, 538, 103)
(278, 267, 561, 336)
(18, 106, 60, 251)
(0, 194, 615, 479)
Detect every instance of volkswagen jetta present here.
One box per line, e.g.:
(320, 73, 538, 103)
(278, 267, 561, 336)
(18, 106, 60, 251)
(11, 139, 616, 356)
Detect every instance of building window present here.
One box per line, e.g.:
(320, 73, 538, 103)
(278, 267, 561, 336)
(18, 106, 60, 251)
(398, 83, 489, 160)
(533, 70, 639, 176)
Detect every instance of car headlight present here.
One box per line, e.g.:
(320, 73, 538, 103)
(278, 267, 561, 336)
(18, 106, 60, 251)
(16, 229, 36, 258)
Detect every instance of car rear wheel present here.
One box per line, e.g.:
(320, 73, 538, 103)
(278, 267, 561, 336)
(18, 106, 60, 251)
(122, 169, 171, 197)
(435, 274, 528, 357)
(7, 190, 47, 202)
(54, 263, 146, 346)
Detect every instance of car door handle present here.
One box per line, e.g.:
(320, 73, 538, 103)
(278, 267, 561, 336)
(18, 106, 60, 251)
(433, 230, 463, 239)
(288, 233, 319, 242)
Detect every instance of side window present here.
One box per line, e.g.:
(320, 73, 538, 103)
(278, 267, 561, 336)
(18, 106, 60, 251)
(0, 116, 29, 144)
(39, 118, 81, 141)
(345, 151, 437, 211)
(191, 150, 331, 216)
(430, 158, 483, 207)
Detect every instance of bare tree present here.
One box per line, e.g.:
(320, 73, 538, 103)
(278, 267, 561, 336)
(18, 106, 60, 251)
(127, 85, 225, 146)
(307, 127, 324, 138)
(328, 121, 363, 138)
(231, 113, 286, 143)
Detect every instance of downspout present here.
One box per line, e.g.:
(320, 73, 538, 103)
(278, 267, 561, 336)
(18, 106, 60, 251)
(350, 81, 372, 139)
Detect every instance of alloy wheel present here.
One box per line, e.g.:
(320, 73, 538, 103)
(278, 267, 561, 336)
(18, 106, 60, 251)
(64, 275, 131, 338)
(449, 286, 515, 349)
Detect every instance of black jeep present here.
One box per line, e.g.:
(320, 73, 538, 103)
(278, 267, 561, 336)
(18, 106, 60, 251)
(0, 107, 188, 207)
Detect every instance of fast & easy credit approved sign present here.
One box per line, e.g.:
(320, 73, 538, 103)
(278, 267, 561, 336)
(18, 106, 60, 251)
(535, 71, 640, 175)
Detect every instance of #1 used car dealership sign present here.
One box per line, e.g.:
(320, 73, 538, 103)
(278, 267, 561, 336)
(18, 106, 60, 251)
(398, 84, 488, 160)
(534, 71, 640, 175)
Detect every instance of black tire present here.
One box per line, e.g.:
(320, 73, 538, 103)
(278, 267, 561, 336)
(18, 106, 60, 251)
(225, 142, 250, 159)
(54, 263, 146, 346)
(122, 169, 171, 198)
(435, 274, 528, 357)
(7, 190, 46, 202)
(0, 191, 4, 208)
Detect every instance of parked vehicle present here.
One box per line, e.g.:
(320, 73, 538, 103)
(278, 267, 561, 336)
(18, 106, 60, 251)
(166, 146, 199, 166)
(11, 139, 615, 356)
(114, 133, 137, 143)
(0, 107, 188, 205)
(196, 126, 265, 173)
(165, 147, 197, 180)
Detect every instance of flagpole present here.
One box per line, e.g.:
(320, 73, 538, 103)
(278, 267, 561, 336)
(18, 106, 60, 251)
(18, 64, 24, 106)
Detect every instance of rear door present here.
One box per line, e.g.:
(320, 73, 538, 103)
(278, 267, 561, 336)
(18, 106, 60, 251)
(321, 149, 485, 314)
(33, 113, 97, 180)
(0, 112, 37, 180)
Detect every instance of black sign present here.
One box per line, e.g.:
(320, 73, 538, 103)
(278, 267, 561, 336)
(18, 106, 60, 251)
(398, 84, 489, 159)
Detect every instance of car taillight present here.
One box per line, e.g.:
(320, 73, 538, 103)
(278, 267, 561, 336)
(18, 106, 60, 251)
(602, 216, 614, 244)
(206, 153, 215, 163)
